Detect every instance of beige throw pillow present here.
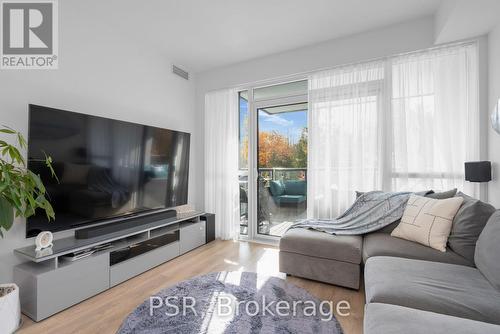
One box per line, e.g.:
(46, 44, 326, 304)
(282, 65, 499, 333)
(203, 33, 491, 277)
(391, 195, 464, 252)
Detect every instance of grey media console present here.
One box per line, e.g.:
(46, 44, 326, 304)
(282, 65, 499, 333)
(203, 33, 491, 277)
(13, 212, 207, 322)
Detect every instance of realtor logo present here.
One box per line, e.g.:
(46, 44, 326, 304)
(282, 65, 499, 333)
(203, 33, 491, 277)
(1, 0, 58, 69)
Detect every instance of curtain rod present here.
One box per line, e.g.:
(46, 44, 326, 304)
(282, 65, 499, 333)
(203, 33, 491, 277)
(220, 39, 479, 92)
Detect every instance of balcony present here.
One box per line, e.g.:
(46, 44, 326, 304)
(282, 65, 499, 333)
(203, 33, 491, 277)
(239, 167, 307, 237)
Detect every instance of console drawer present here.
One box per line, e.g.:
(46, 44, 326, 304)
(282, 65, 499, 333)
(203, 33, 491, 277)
(109, 241, 179, 287)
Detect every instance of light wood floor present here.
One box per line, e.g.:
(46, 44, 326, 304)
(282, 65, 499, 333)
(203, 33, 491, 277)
(18, 240, 365, 334)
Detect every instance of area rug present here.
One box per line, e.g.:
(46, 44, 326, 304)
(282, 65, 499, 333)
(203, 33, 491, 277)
(118, 271, 344, 334)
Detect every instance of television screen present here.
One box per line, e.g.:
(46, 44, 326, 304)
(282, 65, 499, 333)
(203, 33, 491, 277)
(26, 105, 190, 238)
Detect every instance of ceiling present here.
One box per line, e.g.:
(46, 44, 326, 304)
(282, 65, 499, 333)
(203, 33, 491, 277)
(72, 0, 444, 73)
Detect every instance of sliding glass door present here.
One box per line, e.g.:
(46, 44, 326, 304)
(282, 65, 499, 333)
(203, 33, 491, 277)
(257, 103, 307, 237)
(239, 80, 308, 240)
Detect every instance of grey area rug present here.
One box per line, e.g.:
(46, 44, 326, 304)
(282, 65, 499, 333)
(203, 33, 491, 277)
(117, 271, 344, 334)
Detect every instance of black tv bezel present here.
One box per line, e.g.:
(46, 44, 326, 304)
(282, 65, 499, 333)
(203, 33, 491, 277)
(26, 104, 190, 238)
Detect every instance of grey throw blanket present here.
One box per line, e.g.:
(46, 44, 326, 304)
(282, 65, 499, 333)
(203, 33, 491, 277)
(290, 190, 429, 235)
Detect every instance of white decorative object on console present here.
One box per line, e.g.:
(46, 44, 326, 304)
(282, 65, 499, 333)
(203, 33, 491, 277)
(35, 231, 53, 251)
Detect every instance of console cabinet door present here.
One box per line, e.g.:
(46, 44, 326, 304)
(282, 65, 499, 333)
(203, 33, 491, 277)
(14, 253, 110, 321)
(179, 221, 206, 254)
(38, 254, 109, 320)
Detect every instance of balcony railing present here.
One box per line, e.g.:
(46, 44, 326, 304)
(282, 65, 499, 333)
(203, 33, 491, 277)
(258, 167, 307, 182)
(238, 167, 307, 196)
(238, 167, 307, 236)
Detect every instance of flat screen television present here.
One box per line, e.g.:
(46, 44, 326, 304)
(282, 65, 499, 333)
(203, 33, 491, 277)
(26, 105, 190, 238)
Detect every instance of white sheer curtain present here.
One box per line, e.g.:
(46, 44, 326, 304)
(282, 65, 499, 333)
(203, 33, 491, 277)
(308, 61, 386, 219)
(391, 44, 479, 198)
(204, 89, 240, 240)
(307, 43, 480, 219)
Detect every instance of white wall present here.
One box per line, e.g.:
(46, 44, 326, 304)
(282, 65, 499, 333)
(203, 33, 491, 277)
(488, 24, 500, 207)
(434, 0, 500, 44)
(0, 1, 198, 283)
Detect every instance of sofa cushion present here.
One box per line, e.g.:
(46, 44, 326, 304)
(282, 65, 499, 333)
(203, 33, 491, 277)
(391, 195, 464, 252)
(375, 190, 459, 235)
(364, 303, 500, 334)
(280, 251, 360, 289)
(280, 228, 362, 264)
(426, 188, 457, 199)
(363, 233, 473, 266)
(475, 210, 500, 291)
(275, 195, 306, 205)
(365, 256, 500, 324)
(283, 180, 306, 195)
(376, 221, 399, 234)
(448, 192, 495, 262)
(269, 180, 285, 196)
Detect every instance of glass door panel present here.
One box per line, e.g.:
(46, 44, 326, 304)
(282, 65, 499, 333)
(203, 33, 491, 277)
(257, 103, 308, 237)
(239, 91, 249, 235)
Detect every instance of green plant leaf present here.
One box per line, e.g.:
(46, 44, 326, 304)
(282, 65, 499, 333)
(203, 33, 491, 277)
(42, 151, 59, 183)
(0, 125, 57, 237)
(8, 146, 24, 165)
(2, 146, 9, 156)
(17, 132, 27, 148)
(0, 197, 14, 232)
(29, 171, 46, 194)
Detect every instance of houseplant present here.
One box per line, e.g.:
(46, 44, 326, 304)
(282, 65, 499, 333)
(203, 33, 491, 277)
(0, 126, 56, 237)
(0, 125, 56, 333)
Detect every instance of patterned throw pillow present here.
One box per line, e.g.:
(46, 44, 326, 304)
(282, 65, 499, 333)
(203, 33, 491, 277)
(391, 194, 464, 252)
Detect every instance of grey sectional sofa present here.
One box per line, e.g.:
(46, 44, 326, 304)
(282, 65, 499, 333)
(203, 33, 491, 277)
(364, 211, 500, 333)
(279, 192, 500, 333)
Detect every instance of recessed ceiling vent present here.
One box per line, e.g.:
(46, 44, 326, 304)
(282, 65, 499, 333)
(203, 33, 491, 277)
(172, 65, 189, 80)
